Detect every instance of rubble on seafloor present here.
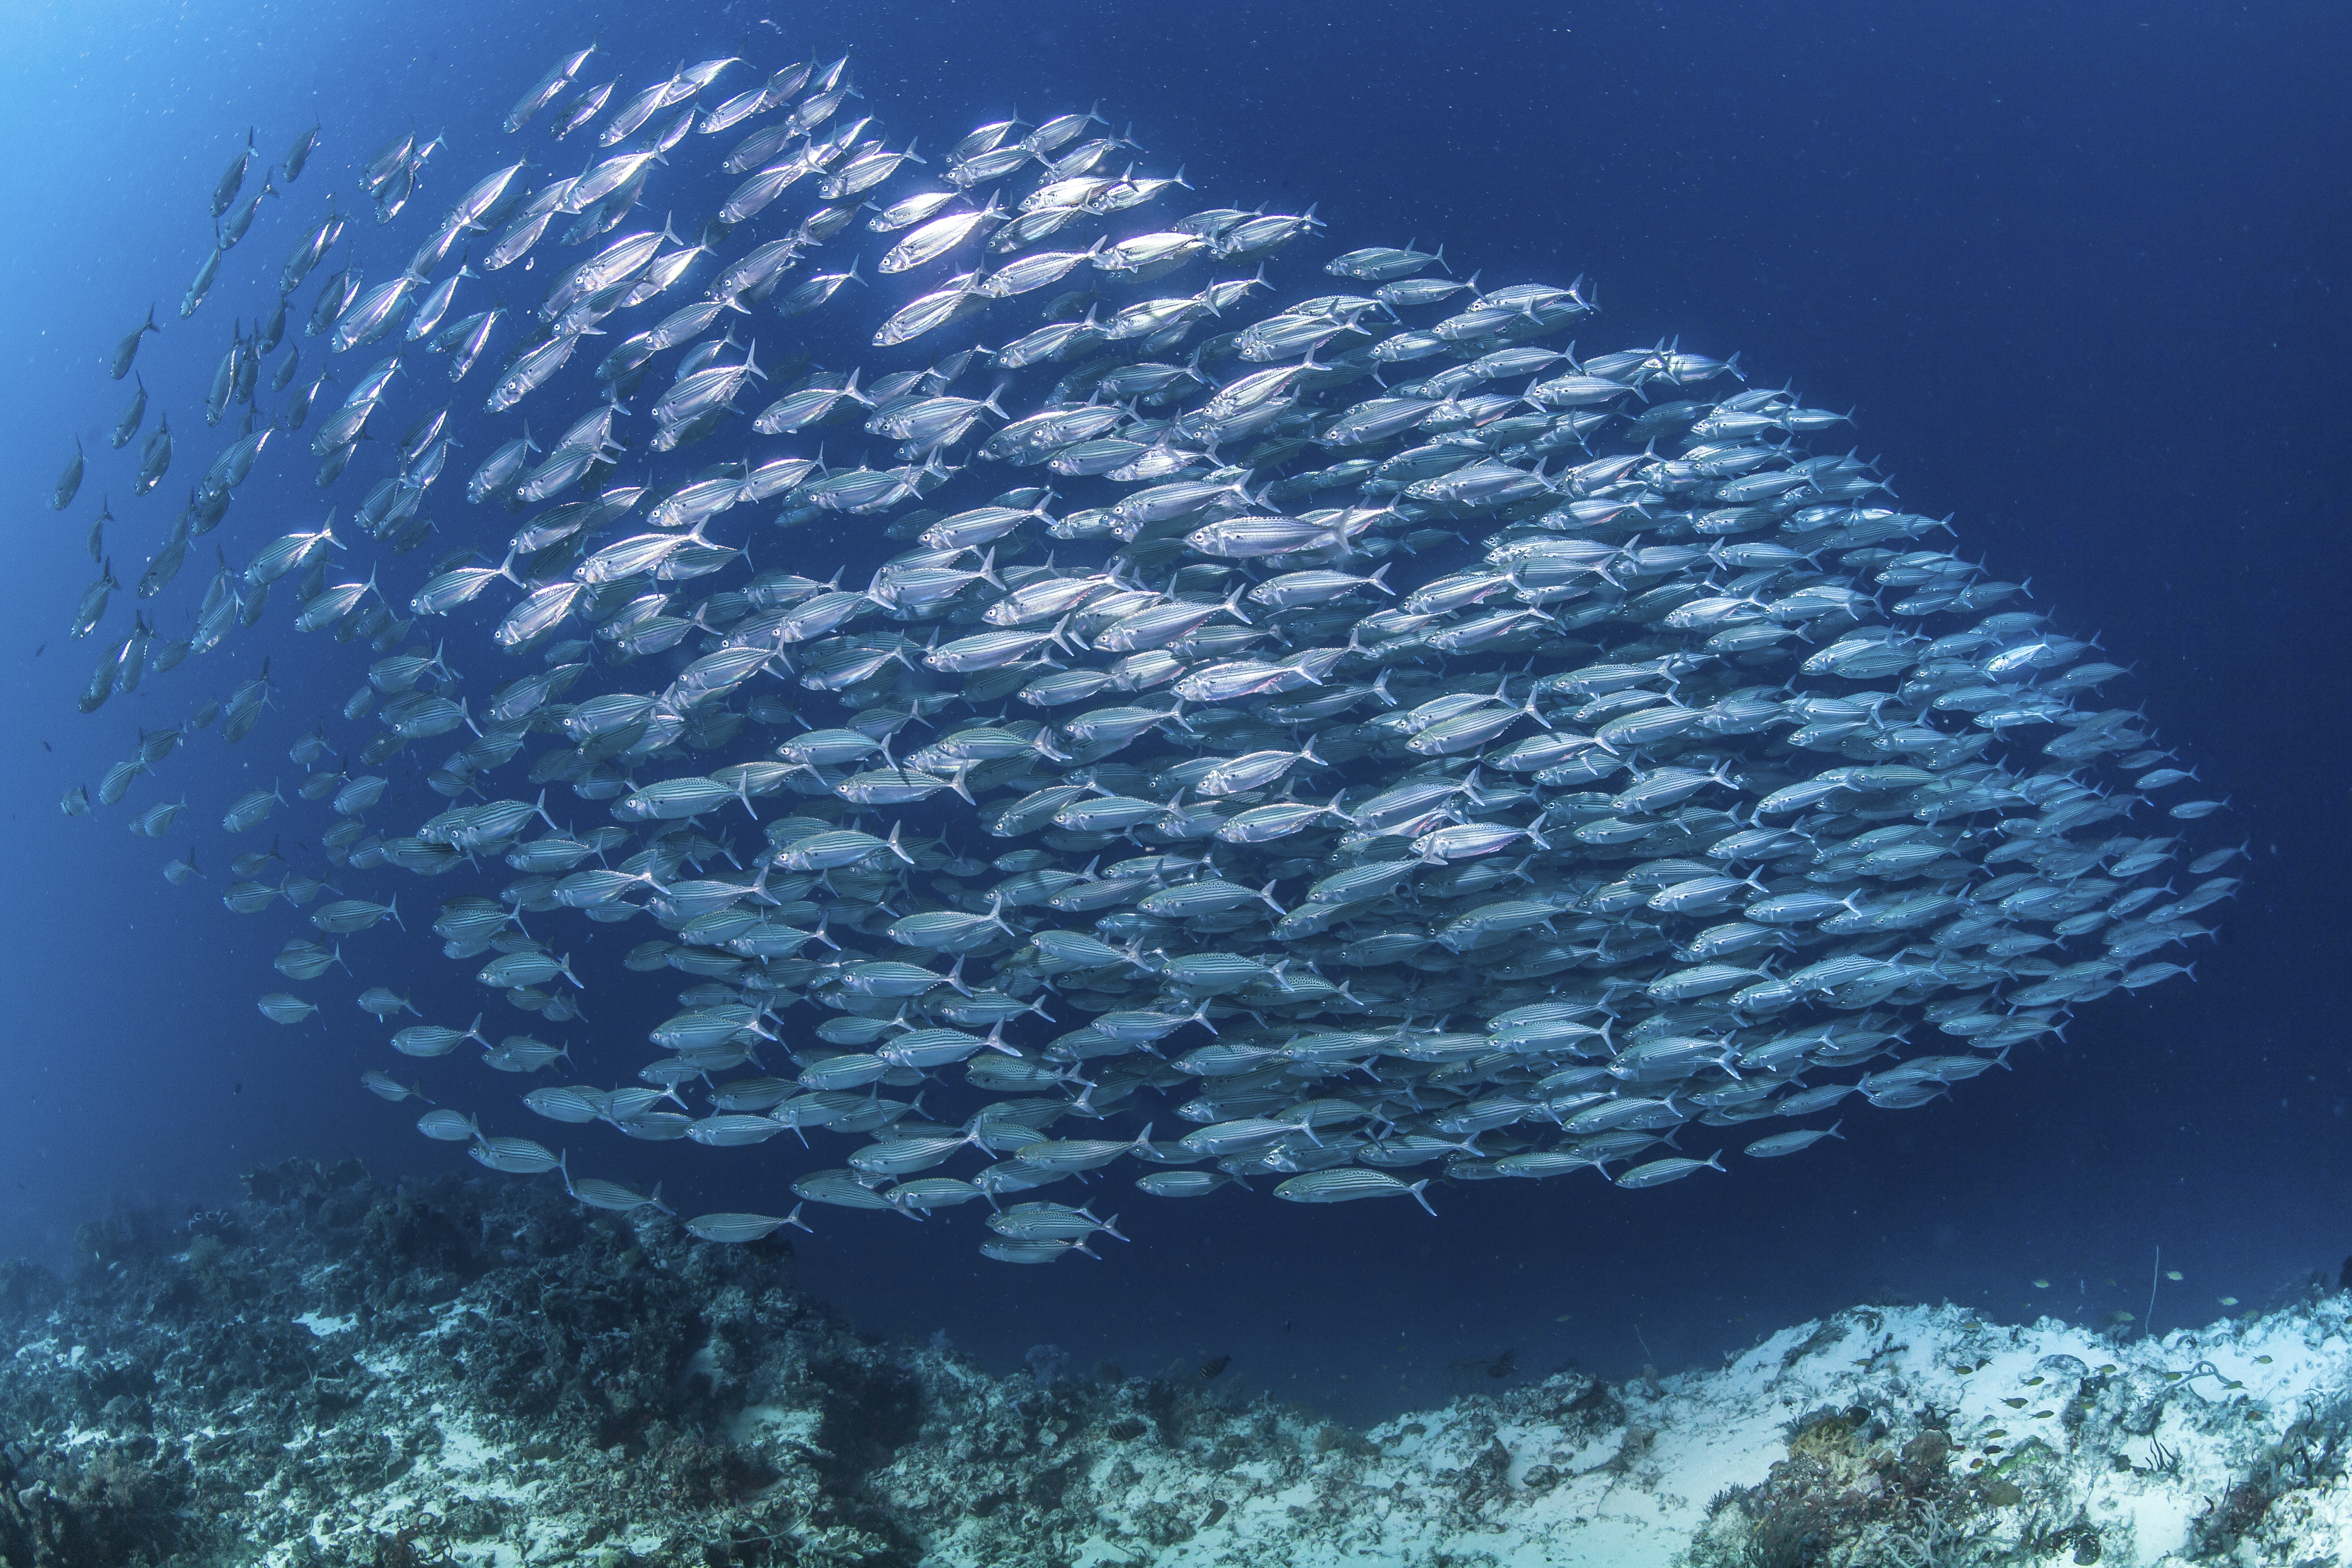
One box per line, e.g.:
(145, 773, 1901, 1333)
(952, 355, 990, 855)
(0, 1160, 2347, 1568)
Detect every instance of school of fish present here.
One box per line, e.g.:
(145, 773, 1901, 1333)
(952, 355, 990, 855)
(46, 39, 2240, 1263)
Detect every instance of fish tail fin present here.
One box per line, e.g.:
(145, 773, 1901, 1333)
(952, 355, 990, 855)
(1408, 1179, 1436, 1217)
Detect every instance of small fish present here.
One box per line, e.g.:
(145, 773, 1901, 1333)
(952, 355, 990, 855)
(361, 1072, 432, 1104)
(1612, 1154, 1726, 1189)
(468, 1135, 562, 1175)
(52, 438, 84, 511)
(256, 993, 318, 1025)
(1272, 1169, 1436, 1214)
(685, 1208, 812, 1243)
(212, 127, 254, 218)
(416, 1109, 480, 1142)
(392, 1016, 488, 1058)
(110, 305, 160, 380)
(311, 895, 401, 934)
(222, 783, 285, 834)
(283, 119, 321, 182)
(273, 940, 344, 981)
(1742, 1123, 1845, 1159)
(565, 1174, 673, 1215)
(182, 245, 223, 319)
(356, 986, 420, 1019)
(505, 39, 600, 133)
(111, 377, 148, 450)
(979, 1236, 1094, 1265)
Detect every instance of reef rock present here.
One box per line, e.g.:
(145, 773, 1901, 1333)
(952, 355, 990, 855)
(0, 1162, 2345, 1567)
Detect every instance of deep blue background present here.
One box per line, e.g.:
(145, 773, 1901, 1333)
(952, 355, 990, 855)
(0, 0, 2345, 1422)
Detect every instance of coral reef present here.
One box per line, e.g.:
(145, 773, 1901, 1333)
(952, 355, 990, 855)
(0, 1161, 2346, 1567)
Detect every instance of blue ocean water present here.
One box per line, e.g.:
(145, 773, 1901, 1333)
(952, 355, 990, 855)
(0, 0, 2343, 1427)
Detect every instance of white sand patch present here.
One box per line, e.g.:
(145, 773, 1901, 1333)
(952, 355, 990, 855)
(975, 1296, 2352, 1568)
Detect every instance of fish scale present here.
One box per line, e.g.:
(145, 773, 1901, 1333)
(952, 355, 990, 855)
(48, 37, 2240, 1267)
